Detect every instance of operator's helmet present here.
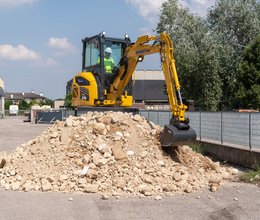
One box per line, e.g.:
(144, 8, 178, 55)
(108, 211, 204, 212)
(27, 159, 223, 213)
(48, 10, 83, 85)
(104, 47, 112, 54)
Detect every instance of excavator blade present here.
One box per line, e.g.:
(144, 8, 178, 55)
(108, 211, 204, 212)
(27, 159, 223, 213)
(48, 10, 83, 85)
(160, 124, 197, 147)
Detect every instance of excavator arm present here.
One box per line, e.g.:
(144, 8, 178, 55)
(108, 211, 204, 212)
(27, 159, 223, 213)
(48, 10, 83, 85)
(108, 33, 186, 123)
(106, 32, 196, 147)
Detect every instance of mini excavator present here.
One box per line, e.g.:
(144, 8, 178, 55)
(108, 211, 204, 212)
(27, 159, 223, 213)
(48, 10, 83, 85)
(70, 32, 196, 147)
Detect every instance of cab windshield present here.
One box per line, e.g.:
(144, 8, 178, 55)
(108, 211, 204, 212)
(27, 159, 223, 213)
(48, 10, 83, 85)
(103, 40, 124, 66)
(84, 38, 125, 70)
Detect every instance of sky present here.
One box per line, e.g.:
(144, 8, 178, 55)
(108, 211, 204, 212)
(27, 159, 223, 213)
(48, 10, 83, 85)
(0, 0, 215, 99)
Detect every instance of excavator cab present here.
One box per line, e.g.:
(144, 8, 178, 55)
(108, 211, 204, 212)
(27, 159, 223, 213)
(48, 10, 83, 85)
(81, 32, 132, 98)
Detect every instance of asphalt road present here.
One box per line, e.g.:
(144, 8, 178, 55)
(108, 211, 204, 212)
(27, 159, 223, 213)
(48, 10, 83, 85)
(0, 182, 259, 220)
(0, 117, 50, 153)
(0, 118, 259, 220)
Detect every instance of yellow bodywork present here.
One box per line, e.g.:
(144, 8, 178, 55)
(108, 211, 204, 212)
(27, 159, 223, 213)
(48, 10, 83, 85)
(72, 72, 132, 107)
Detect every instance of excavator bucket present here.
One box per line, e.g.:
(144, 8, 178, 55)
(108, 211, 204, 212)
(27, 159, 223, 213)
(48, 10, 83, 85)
(160, 124, 197, 147)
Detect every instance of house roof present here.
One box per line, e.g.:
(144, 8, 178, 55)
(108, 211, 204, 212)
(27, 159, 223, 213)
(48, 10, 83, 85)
(4, 92, 47, 100)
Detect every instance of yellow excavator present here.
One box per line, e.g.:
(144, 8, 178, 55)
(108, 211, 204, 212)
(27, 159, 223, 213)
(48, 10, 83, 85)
(70, 32, 196, 147)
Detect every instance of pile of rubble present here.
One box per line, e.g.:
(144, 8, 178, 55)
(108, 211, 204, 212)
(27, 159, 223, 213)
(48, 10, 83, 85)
(0, 112, 238, 196)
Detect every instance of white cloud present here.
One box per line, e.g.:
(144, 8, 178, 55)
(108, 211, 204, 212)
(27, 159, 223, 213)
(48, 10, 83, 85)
(46, 58, 58, 66)
(126, 0, 215, 22)
(48, 37, 74, 50)
(125, 0, 166, 23)
(125, 0, 215, 33)
(181, 0, 215, 16)
(193, 0, 210, 5)
(0, 0, 38, 7)
(0, 44, 40, 61)
(48, 37, 76, 55)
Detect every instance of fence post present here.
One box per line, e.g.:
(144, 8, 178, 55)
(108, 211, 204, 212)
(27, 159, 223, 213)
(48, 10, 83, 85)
(221, 112, 223, 145)
(61, 109, 64, 121)
(249, 113, 252, 150)
(199, 111, 202, 141)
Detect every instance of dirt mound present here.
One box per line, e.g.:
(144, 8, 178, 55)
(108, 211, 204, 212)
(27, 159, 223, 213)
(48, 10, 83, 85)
(0, 112, 237, 196)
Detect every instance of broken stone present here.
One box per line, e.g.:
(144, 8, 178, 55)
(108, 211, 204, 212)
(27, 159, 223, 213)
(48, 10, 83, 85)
(60, 175, 69, 181)
(82, 154, 91, 164)
(11, 182, 20, 191)
(210, 183, 220, 192)
(127, 150, 135, 157)
(81, 166, 89, 176)
(228, 168, 239, 175)
(209, 175, 222, 184)
(115, 131, 123, 141)
(23, 180, 33, 192)
(0, 151, 7, 168)
(84, 184, 99, 193)
(101, 194, 109, 200)
(133, 114, 143, 122)
(65, 117, 73, 127)
(93, 123, 106, 135)
(8, 170, 16, 176)
(60, 128, 72, 145)
(112, 143, 127, 160)
(184, 184, 192, 193)
(41, 179, 52, 192)
(112, 179, 126, 189)
(157, 160, 165, 166)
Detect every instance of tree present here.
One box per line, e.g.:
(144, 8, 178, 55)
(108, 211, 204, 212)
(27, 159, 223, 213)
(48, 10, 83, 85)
(208, 0, 260, 47)
(18, 100, 28, 110)
(156, 0, 260, 110)
(38, 99, 53, 107)
(207, 0, 260, 109)
(4, 100, 13, 110)
(28, 99, 38, 108)
(65, 93, 73, 109)
(233, 35, 260, 109)
(156, 0, 222, 110)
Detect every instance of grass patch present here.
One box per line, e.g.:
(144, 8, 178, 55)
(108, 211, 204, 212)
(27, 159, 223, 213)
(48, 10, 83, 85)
(240, 168, 260, 184)
(191, 143, 205, 154)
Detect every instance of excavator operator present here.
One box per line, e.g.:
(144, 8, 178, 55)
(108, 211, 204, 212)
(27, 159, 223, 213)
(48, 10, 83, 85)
(104, 47, 115, 73)
(103, 47, 115, 88)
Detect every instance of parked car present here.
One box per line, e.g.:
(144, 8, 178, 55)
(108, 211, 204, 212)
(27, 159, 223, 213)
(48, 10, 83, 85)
(9, 105, 19, 115)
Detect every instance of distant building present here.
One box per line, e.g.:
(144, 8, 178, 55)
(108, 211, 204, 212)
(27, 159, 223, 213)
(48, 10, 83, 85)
(0, 77, 4, 115)
(54, 99, 65, 109)
(4, 91, 47, 105)
(132, 70, 168, 103)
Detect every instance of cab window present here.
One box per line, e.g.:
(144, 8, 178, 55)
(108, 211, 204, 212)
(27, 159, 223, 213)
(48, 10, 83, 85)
(85, 38, 100, 68)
